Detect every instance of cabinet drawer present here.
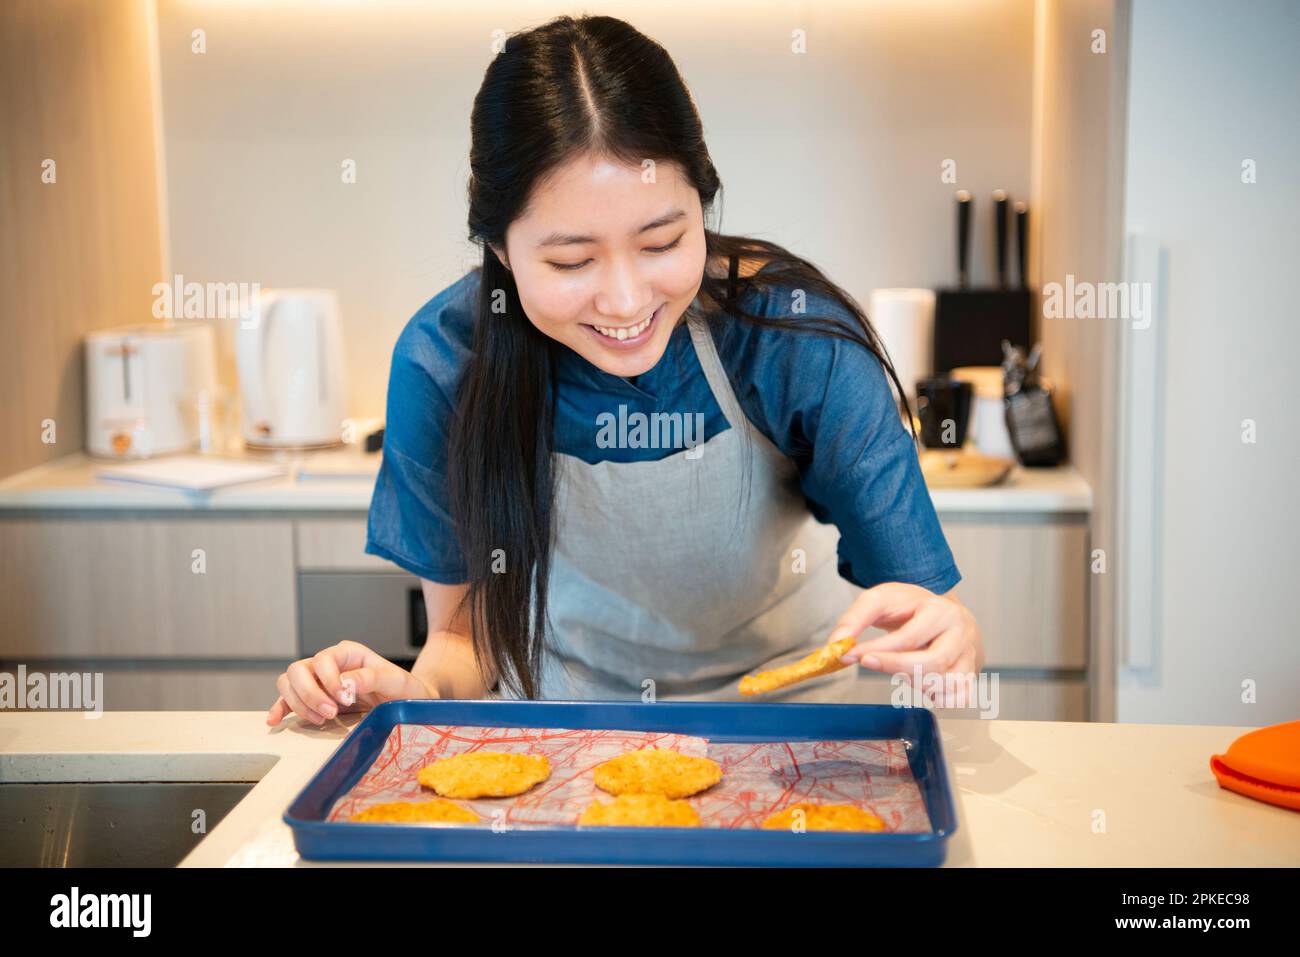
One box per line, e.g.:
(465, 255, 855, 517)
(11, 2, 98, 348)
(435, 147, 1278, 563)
(296, 519, 392, 570)
(940, 516, 1088, 669)
(849, 673, 1088, 721)
(0, 518, 296, 657)
(0, 665, 287, 711)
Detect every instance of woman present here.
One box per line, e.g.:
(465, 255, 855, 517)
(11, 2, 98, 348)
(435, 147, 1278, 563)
(267, 14, 982, 726)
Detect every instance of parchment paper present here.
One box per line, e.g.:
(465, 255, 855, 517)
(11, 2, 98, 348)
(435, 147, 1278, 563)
(328, 724, 931, 832)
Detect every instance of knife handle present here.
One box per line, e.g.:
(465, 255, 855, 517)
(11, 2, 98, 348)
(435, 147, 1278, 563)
(1015, 201, 1029, 289)
(956, 190, 972, 289)
(994, 189, 1008, 289)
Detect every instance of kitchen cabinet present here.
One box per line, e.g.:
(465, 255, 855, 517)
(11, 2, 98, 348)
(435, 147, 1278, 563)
(0, 456, 1091, 717)
(941, 515, 1088, 670)
(848, 674, 1087, 721)
(0, 516, 295, 658)
(0, 665, 289, 712)
(296, 519, 391, 571)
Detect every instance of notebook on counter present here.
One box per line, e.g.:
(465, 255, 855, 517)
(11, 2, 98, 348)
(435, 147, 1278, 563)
(94, 456, 288, 491)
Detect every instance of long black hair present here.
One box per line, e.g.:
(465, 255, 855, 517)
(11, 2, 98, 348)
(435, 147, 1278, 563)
(450, 14, 916, 699)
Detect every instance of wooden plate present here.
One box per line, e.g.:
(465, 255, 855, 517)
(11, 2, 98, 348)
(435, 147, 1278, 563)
(919, 449, 1015, 488)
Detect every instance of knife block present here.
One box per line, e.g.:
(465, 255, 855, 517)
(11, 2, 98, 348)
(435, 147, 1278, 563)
(932, 288, 1033, 374)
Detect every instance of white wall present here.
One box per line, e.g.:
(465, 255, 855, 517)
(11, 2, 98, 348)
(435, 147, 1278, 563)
(1118, 0, 1300, 725)
(156, 0, 1036, 417)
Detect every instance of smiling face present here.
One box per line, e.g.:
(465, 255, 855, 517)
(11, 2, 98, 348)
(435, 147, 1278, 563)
(491, 152, 709, 378)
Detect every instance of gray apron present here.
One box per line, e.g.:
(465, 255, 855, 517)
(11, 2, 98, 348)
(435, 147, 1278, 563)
(503, 304, 864, 702)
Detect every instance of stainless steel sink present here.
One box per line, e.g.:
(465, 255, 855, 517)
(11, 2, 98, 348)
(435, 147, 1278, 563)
(0, 781, 256, 867)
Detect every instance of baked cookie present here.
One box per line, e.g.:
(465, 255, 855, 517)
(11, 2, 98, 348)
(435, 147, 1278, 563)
(738, 636, 857, 696)
(349, 798, 478, 824)
(760, 802, 886, 832)
(578, 793, 702, 827)
(417, 751, 551, 799)
(592, 748, 722, 799)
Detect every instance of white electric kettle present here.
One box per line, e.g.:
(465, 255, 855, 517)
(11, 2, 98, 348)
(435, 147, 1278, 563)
(236, 289, 347, 449)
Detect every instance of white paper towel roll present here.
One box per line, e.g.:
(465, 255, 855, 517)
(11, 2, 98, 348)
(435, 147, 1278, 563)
(868, 288, 935, 402)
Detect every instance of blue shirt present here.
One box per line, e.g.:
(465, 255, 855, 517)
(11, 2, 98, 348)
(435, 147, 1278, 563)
(366, 267, 961, 594)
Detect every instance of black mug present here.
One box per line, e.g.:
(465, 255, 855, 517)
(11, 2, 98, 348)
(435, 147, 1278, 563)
(915, 377, 973, 449)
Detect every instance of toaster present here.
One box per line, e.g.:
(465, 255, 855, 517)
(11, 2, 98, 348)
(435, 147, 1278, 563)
(84, 324, 218, 459)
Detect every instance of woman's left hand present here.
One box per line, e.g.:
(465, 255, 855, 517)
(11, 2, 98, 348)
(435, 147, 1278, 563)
(831, 582, 985, 707)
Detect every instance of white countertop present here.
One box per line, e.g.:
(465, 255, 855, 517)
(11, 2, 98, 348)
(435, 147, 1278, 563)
(0, 451, 381, 511)
(1, 710, 1291, 867)
(0, 452, 1091, 514)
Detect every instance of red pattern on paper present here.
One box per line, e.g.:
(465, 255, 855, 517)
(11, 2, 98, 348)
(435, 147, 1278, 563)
(328, 724, 930, 832)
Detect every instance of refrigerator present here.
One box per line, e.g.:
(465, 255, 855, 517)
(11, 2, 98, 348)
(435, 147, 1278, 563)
(1116, 0, 1300, 725)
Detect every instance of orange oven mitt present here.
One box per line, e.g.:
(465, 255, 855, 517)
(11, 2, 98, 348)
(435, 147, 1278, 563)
(1209, 719, 1300, 812)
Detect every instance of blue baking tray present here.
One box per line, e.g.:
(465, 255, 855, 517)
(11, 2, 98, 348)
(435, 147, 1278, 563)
(283, 699, 958, 867)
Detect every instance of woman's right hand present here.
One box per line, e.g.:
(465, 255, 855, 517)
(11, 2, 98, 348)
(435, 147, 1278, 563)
(266, 640, 436, 726)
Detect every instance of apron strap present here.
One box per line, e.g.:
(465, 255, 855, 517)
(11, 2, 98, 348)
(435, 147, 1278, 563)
(686, 310, 750, 434)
